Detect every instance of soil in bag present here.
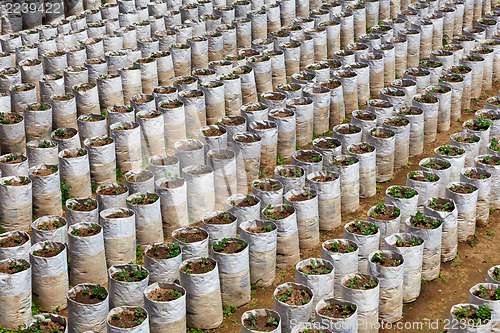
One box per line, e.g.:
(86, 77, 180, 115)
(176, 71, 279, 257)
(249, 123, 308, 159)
(275, 287, 312, 305)
(344, 275, 378, 289)
(246, 225, 275, 233)
(212, 239, 247, 254)
(71, 224, 101, 237)
(69, 285, 107, 304)
(67, 199, 97, 211)
(146, 244, 181, 259)
(350, 143, 374, 154)
(147, 288, 184, 301)
(112, 269, 148, 282)
(178, 142, 200, 151)
(371, 252, 402, 267)
(33, 167, 57, 176)
(98, 186, 127, 195)
(298, 262, 332, 275)
(87, 137, 113, 147)
(127, 194, 158, 205)
(318, 303, 357, 318)
(232, 196, 258, 207)
(327, 241, 356, 253)
(108, 307, 147, 328)
(4, 177, 30, 186)
(106, 211, 134, 218)
(310, 174, 338, 182)
(2, 155, 27, 164)
(32, 247, 63, 258)
(204, 212, 236, 224)
(243, 314, 279, 331)
(28, 318, 65, 333)
(288, 191, 315, 201)
(175, 229, 207, 243)
(182, 257, 215, 274)
(253, 181, 281, 191)
(0, 260, 30, 274)
(36, 219, 65, 231)
(0, 234, 28, 247)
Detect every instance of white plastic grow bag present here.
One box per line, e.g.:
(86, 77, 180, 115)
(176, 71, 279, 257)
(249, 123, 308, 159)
(460, 167, 492, 227)
(65, 198, 99, 227)
(0, 176, 32, 232)
(423, 197, 458, 262)
(343, 221, 380, 274)
(445, 182, 478, 242)
(368, 250, 404, 323)
(0, 258, 32, 330)
(100, 208, 137, 267)
(144, 282, 186, 333)
(239, 220, 277, 287)
(210, 238, 251, 307)
(314, 298, 357, 333)
(321, 239, 358, 299)
(0, 231, 31, 261)
(67, 283, 109, 333)
(126, 192, 163, 251)
(262, 204, 300, 268)
(284, 188, 320, 249)
(295, 258, 334, 309)
(30, 241, 68, 311)
(340, 273, 379, 333)
(385, 233, 424, 303)
(306, 171, 341, 230)
(67, 222, 108, 286)
(144, 243, 182, 285)
(179, 257, 223, 329)
(273, 282, 314, 333)
(31, 216, 67, 245)
(404, 216, 442, 281)
(108, 264, 149, 308)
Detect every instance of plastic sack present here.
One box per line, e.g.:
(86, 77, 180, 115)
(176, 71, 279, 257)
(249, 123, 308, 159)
(67, 222, 108, 286)
(385, 233, 424, 303)
(423, 198, 458, 262)
(144, 282, 186, 333)
(273, 282, 314, 333)
(67, 283, 109, 333)
(179, 257, 223, 329)
(100, 208, 137, 267)
(239, 220, 277, 287)
(108, 264, 149, 308)
(0, 258, 32, 330)
(368, 251, 404, 323)
(30, 241, 68, 311)
(340, 273, 379, 333)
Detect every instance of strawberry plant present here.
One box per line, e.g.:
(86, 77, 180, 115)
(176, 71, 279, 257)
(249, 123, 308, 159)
(436, 145, 465, 156)
(490, 138, 500, 152)
(410, 212, 443, 229)
(387, 186, 418, 198)
(346, 275, 377, 290)
(475, 285, 500, 301)
(371, 252, 402, 267)
(369, 201, 400, 219)
(395, 237, 423, 247)
(427, 198, 454, 211)
(328, 241, 356, 253)
(347, 220, 379, 235)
